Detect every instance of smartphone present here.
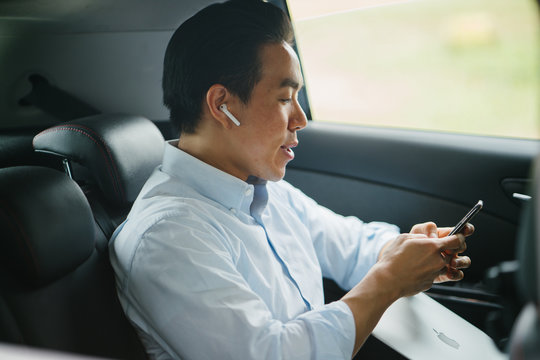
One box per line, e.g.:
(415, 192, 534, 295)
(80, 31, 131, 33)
(448, 200, 483, 236)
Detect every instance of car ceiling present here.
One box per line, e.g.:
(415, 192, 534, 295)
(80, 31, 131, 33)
(0, 0, 217, 35)
(0, 0, 222, 129)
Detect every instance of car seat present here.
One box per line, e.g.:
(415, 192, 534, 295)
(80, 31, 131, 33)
(0, 166, 146, 359)
(33, 113, 165, 251)
(508, 155, 540, 359)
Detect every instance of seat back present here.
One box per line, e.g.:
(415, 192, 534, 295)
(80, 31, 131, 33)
(509, 155, 540, 359)
(0, 166, 146, 359)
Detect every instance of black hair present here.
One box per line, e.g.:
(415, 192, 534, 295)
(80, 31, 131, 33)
(163, 0, 294, 135)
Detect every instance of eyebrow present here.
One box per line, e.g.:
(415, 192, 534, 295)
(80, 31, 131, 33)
(279, 77, 304, 90)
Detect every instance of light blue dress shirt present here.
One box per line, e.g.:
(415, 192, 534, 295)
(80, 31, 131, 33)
(109, 141, 400, 360)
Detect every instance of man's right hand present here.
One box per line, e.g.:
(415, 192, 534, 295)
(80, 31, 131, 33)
(341, 221, 471, 355)
(376, 228, 468, 297)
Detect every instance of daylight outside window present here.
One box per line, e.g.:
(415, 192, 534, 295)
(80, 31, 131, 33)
(288, 0, 540, 139)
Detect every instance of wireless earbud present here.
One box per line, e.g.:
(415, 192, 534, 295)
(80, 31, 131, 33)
(219, 104, 241, 126)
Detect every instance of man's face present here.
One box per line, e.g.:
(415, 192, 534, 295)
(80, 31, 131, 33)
(226, 42, 308, 182)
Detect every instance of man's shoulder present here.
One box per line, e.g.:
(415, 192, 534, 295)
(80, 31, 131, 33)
(112, 194, 234, 263)
(128, 192, 225, 234)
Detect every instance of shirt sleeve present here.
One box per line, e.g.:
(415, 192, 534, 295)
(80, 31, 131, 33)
(117, 214, 356, 360)
(277, 180, 400, 291)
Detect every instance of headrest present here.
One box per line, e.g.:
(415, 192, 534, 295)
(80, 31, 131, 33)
(516, 155, 540, 303)
(33, 114, 165, 207)
(0, 166, 95, 287)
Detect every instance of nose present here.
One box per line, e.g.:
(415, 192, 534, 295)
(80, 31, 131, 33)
(289, 101, 308, 131)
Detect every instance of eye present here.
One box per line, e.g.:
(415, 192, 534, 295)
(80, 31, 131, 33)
(279, 98, 292, 104)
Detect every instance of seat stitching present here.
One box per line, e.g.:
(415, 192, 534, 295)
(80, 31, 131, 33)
(34, 126, 125, 203)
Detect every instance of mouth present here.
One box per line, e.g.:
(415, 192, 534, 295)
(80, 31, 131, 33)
(280, 142, 298, 159)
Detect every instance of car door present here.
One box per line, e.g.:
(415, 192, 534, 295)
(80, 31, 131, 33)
(275, 0, 540, 347)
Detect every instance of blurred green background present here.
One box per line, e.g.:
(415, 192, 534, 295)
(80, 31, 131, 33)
(290, 0, 540, 139)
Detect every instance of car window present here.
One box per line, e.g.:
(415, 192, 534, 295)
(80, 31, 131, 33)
(288, 0, 540, 139)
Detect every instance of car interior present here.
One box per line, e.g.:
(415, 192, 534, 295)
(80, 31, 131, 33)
(0, 0, 538, 359)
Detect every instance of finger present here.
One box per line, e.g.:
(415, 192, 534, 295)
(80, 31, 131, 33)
(437, 227, 452, 237)
(439, 234, 466, 254)
(439, 251, 452, 266)
(439, 223, 475, 237)
(443, 243, 467, 256)
(446, 268, 464, 281)
(410, 222, 438, 238)
(463, 223, 475, 237)
(437, 267, 464, 282)
(449, 255, 471, 270)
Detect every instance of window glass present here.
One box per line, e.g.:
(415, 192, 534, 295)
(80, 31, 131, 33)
(288, 0, 540, 139)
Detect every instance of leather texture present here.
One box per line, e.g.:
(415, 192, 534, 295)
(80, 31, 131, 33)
(0, 166, 94, 286)
(519, 153, 539, 303)
(33, 113, 165, 206)
(509, 155, 540, 359)
(0, 165, 146, 359)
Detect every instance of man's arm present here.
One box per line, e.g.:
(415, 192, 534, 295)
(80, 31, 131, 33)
(342, 222, 471, 355)
(276, 181, 400, 290)
(116, 215, 358, 359)
(276, 181, 473, 355)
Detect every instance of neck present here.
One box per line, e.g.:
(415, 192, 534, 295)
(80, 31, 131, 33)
(178, 131, 248, 181)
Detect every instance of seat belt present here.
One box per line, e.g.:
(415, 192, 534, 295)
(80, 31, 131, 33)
(19, 74, 100, 121)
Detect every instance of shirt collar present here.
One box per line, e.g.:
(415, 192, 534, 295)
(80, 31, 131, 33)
(161, 140, 267, 216)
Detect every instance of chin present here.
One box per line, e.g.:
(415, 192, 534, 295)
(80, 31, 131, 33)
(270, 169, 287, 182)
(260, 169, 286, 182)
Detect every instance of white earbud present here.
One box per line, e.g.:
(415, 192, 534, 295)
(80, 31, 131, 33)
(219, 104, 241, 126)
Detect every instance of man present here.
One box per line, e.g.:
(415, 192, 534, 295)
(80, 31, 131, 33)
(109, 1, 472, 359)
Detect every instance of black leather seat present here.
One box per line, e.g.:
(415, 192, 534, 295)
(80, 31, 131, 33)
(509, 155, 540, 359)
(0, 166, 146, 359)
(33, 113, 165, 250)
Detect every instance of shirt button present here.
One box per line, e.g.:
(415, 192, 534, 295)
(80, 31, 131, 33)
(245, 188, 253, 196)
(230, 208, 237, 214)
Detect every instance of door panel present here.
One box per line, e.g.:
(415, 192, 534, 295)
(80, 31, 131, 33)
(285, 122, 539, 283)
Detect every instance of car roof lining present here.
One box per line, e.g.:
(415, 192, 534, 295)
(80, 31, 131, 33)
(0, 0, 217, 35)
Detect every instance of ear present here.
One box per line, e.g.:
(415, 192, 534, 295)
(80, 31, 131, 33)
(206, 84, 236, 129)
